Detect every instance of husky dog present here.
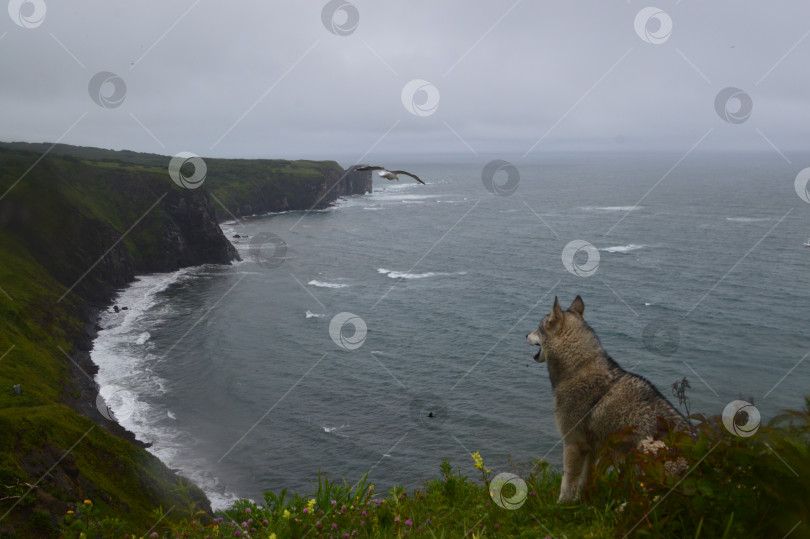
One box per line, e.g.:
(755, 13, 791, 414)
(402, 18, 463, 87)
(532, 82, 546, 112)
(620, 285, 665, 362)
(527, 296, 688, 503)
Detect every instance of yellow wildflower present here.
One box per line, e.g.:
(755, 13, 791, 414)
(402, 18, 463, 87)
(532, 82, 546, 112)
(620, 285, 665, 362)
(269, 534, 277, 539)
(470, 451, 491, 474)
(83, 499, 92, 505)
(307, 498, 316, 512)
(281, 509, 290, 519)
(470, 451, 484, 471)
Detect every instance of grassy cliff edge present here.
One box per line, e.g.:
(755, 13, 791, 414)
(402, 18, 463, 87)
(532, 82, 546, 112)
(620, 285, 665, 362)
(0, 143, 368, 537)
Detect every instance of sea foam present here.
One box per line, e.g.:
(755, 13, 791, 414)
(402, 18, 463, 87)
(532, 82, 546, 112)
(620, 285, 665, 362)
(580, 205, 642, 212)
(377, 268, 467, 280)
(307, 280, 349, 288)
(726, 217, 773, 222)
(600, 244, 645, 253)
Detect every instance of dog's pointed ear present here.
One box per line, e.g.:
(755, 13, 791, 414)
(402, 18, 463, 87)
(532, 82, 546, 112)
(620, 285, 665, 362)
(549, 296, 564, 325)
(569, 295, 585, 318)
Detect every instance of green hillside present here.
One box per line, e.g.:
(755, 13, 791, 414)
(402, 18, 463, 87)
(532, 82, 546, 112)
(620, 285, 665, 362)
(0, 143, 370, 221)
(0, 146, 230, 536)
(0, 142, 369, 536)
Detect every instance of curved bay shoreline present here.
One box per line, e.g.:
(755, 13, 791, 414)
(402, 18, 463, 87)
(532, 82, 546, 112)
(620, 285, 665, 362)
(68, 159, 374, 503)
(0, 141, 371, 534)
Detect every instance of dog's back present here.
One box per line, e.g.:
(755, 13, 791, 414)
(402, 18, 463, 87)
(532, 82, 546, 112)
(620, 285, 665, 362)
(576, 358, 688, 448)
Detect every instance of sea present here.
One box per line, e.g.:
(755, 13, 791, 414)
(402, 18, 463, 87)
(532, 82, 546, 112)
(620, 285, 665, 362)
(90, 152, 810, 510)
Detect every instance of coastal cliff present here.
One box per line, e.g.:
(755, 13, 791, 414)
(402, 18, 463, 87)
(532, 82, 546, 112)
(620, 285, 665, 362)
(200, 159, 372, 220)
(0, 142, 374, 221)
(0, 142, 368, 536)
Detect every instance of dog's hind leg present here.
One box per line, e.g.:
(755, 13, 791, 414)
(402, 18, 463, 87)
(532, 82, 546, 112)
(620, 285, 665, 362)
(558, 441, 591, 503)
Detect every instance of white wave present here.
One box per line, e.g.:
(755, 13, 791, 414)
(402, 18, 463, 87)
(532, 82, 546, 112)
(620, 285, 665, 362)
(372, 194, 440, 202)
(378, 268, 467, 280)
(95, 270, 194, 350)
(644, 302, 653, 306)
(323, 424, 349, 437)
(91, 266, 245, 512)
(207, 489, 242, 512)
(580, 205, 642, 212)
(726, 217, 773, 222)
(167, 454, 242, 511)
(195, 271, 261, 276)
(600, 244, 645, 253)
(373, 181, 422, 192)
(92, 269, 193, 424)
(306, 310, 325, 318)
(308, 280, 349, 289)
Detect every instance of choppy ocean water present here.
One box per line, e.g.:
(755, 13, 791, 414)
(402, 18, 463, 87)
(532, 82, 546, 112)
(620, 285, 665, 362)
(91, 152, 810, 509)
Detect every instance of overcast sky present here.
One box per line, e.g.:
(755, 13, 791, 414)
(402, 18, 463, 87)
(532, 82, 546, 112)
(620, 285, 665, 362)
(1, 1, 809, 161)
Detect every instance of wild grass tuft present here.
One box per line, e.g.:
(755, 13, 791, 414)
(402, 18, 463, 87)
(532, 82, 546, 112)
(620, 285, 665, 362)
(55, 396, 810, 538)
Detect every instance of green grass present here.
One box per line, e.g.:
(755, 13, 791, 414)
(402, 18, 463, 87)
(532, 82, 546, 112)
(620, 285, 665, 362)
(55, 400, 810, 538)
(0, 142, 347, 221)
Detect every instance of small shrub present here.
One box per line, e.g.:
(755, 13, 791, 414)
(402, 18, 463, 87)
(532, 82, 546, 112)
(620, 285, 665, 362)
(593, 398, 810, 538)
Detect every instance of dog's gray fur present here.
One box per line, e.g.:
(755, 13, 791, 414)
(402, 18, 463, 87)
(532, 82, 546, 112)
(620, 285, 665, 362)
(527, 296, 688, 503)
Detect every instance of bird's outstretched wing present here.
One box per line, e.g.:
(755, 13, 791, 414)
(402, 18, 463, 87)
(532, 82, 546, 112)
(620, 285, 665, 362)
(390, 170, 425, 184)
(354, 165, 385, 172)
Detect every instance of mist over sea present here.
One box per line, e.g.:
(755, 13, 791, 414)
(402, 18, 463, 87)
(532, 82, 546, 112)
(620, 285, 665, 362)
(91, 152, 810, 509)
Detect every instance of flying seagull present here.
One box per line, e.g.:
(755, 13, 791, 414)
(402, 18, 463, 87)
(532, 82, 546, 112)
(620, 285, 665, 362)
(355, 165, 425, 185)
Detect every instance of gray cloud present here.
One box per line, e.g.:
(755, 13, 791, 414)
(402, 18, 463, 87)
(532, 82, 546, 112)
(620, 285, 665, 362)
(1, 1, 809, 161)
